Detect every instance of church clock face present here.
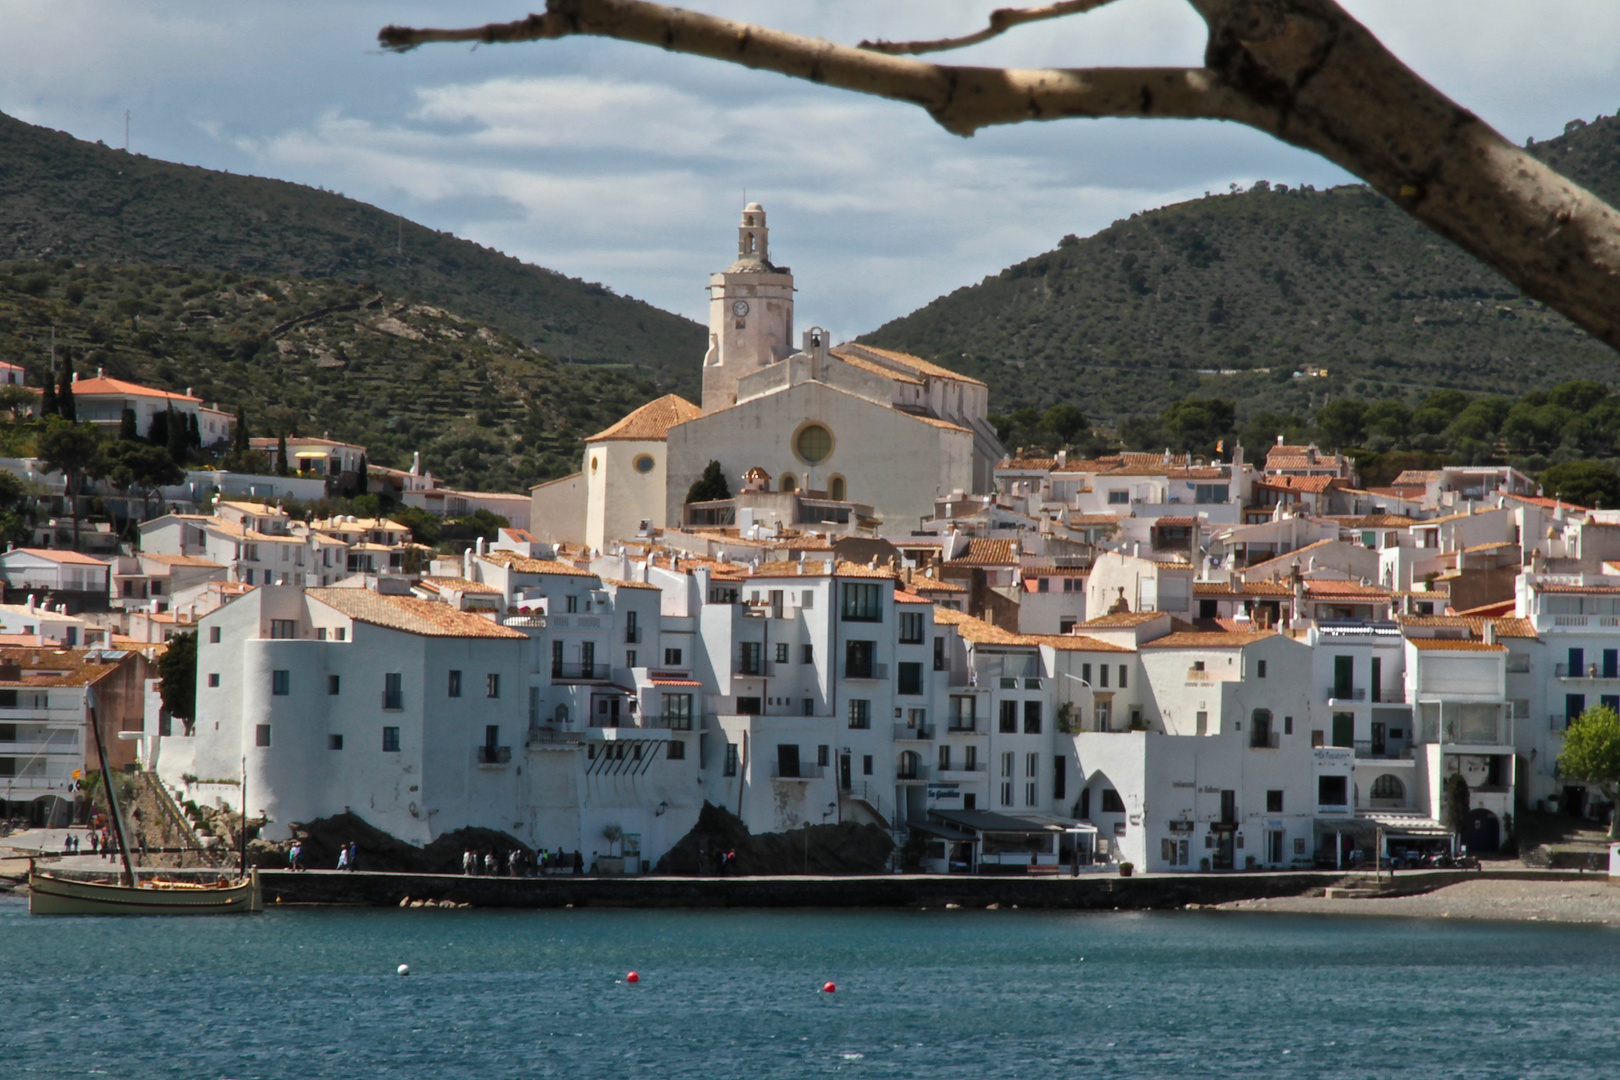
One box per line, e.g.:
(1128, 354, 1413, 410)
(732, 300, 750, 317)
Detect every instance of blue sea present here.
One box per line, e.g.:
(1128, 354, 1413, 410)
(1, 895, 1615, 1078)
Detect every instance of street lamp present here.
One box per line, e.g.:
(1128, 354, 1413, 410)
(1061, 673, 1093, 732)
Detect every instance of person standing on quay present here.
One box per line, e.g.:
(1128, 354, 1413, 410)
(347, 842, 358, 872)
(336, 844, 350, 872)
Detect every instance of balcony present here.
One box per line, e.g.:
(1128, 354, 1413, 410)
(1554, 663, 1620, 679)
(894, 723, 936, 741)
(625, 628, 642, 644)
(551, 662, 607, 682)
(939, 763, 986, 776)
(525, 727, 583, 748)
(1353, 741, 1414, 760)
(842, 662, 889, 681)
(770, 764, 826, 781)
(476, 745, 512, 765)
(998, 677, 1042, 690)
(1327, 687, 1366, 702)
(380, 692, 404, 711)
(648, 713, 694, 731)
(1248, 732, 1280, 749)
(895, 764, 931, 783)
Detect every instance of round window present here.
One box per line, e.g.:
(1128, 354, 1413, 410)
(590, 455, 599, 472)
(634, 454, 655, 474)
(795, 424, 833, 465)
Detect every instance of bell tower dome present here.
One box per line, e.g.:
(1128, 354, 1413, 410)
(703, 202, 794, 414)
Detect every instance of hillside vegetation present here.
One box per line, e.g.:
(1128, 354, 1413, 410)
(0, 111, 704, 396)
(862, 114, 1620, 428)
(0, 261, 652, 490)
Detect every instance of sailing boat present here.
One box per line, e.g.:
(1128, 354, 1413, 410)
(29, 695, 261, 916)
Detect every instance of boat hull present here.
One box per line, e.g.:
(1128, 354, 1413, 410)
(28, 869, 262, 915)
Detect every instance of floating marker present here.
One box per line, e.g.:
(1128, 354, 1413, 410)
(823, 981, 836, 994)
(398, 964, 411, 977)
(626, 971, 639, 984)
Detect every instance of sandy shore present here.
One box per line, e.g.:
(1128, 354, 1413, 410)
(1219, 877, 1620, 925)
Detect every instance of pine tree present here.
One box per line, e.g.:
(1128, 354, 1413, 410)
(232, 405, 249, 455)
(356, 453, 368, 496)
(56, 351, 75, 422)
(40, 374, 57, 419)
(119, 407, 139, 441)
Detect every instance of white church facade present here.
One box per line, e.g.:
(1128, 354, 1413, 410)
(533, 204, 1006, 548)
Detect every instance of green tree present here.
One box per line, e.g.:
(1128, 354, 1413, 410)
(118, 407, 140, 441)
(186, 412, 201, 452)
(39, 374, 57, 419)
(1557, 704, 1620, 838)
(232, 405, 249, 455)
(390, 504, 443, 546)
(355, 453, 369, 496)
(1539, 460, 1620, 509)
(686, 459, 730, 503)
(158, 631, 197, 733)
(1316, 399, 1369, 449)
(1440, 773, 1471, 836)
(102, 440, 185, 522)
(1159, 398, 1235, 455)
(0, 470, 31, 546)
(0, 384, 35, 422)
(1041, 403, 1085, 444)
(166, 405, 189, 465)
(56, 352, 76, 422)
(34, 419, 102, 552)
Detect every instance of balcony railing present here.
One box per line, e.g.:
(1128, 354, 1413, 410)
(770, 764, 826, 780)
(1554, 663, 1620, 678)
(842, 662, 889, 681)
(551, 662, 606, 681)
(894, 723, 936, 741)
(648, 713, 694, 731)
(476, 745, 512, 765)
(1353, 740, 1413, 759)
(1327, 687, 1366, 701)
(940, 762, 985, 773)
(525, 727, 583, 747)
(381, 692, 404, 711)
(625, 628, 641, 644)
(895, 764, 931, 782)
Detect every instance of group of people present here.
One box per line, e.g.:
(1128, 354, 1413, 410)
(333, 841, 359, 872)
(717, 849, 739, 875)
(462, 847, 585, 877)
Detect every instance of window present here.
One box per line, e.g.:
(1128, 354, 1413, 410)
(1250, 709, 1274, 748)
(818, 744, 830, 768)
(317, 628, 328, 642)
(566, 595, 579, 614)
(739, 641, 764, 676)
(1001, 751, 1014, 778)
(448, 670, 462, 698)
(1370, 775, 1405, 801)
(552, 641, 564, 677)
(1098, 665, 1109, 688)
(1107, 490, 1130, 505)
(1284, 715, 1293, 735)
(634, 454, 655, 474)
(898, 662, 923, 695)
(841, 583, 882, 621)
(899, 611, 925, 644)
(775, 643, 789, 664)
(1100, 789, 1126, 813)
(664, 647, 683, 666)
(863, 754, 873, 776)
(271, 670, 290, 696)
(1024, 701, 1042, 734)
(667, 740, 685, 760)
(334, 627, 345, 642)
(329, 734, 343, 751)
(1193, 661, 1205, 672)
(1118, 665, 1128, 689)
(328, 675, 340, 696)
(662, 693, 693, 730)
(829, 476, 846, 501)
(626, 650, 636, 668)
(269, 619, 296, 639)
(255, 724, 271, 747)
(383, 673, 403, 710)
(802, 644, 814, 664)
(1318, 775, 1348, 806)
(933, 637, 945, 671)
(207, 673, 220, 688)
(484, 673, 499, 699)
(796, 423, 833, 465)
(845, 640, 874, 678)
(1195, 711, 1207, 736)
(1266, 790, 1283, 813)
(848, 699, 871, 729)
(1037, 577, 1049, 593)
(382, 726, 400, 752)
(1000, 700, 1017, 733)
(625, 611, 639, 644)
(1053, 755, 1066, 800)
(939, 744, 951, 771)
(803, 698, 814, 716)
(724, 743, 739, 776)
(1257, 659, 1267, 678)
(209, 627, 221, 644)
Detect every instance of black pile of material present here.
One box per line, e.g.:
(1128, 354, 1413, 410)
(252, 812, 529, 873)
(654, 802, 893, 875)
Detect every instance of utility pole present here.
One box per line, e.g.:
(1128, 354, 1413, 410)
(124, 109, 130, 153)
(397, 216, 402, 256)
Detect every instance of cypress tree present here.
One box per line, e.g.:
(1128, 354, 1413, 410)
(119, 407, 139, 441)
(41, 373, 58, 418)
(147, 409, 169, 447)
(166, 405, 188, 464)
(356, 453, 368, 496)
(56, 351, 75, 422)
(232, 405, 249, 455)
(187, 412, 201, 451)
(276, 434, 289, 476)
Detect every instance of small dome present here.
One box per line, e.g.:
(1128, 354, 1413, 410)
(744, 202, 763, 212)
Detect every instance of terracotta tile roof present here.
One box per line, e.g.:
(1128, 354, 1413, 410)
(834, 560, 901, 580)
(1504, 492, 1587, 512)
(910, 577, 966, 593)
(69, 376, 200, 403)
(1140, 630, 1277, 649)
(0, 646, 138, 687)
(999, 458, 1057, 471)
(1452, 600, 1516, 617)
(308, 588, 526, 639)
(1068, 513, 1125, 527)
(1390, 470, 1443, 485)
(600, 578, 662, 591)
(832, 343, 984, 387)
(586, 394, 702, 442)
(906, 413, 973, 434)
(834, 349, 925, 385)
(952, 539, 1017, 566)
(1341, 514, 1420, 527)
(418, 576, 502, 594)
(1193, 581, 1293, 597)
(138, 553, 227, 569)
(7, 548, 109, 566)
(930, 606, 1029, 646)
(892, 589, 934, 604)
(1407, 638, 1506, 652)
(530, 471, 584, 492)
(1398, 614, 1536, 639)
(1081, 611, 1165, 628)
(1153, 516, 1198, 527)
(478, 551, 599, 578)
(1302, 580, 1391, 598)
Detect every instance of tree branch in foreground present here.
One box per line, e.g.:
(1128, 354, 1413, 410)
(858, 1, 1119, 57)
(379, 0, 1620, 356)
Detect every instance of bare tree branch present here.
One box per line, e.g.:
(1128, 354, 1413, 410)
(858, 1, 1118, 57)
(379, 0, 1620, 355)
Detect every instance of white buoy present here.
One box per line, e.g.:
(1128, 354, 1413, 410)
(397, 964, 411, 977)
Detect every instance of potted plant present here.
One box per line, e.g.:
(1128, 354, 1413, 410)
(1118, 861, 1134, 878)
(599, 824, 626, 875)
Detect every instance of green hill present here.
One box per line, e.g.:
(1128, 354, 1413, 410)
(0, 111, 704, 396)
(0, 261, 655, 492)
(861, 114, 1620, 429)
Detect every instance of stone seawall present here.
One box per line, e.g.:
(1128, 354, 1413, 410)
(260, 869, 1354, 910)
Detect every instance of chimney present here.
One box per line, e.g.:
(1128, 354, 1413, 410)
(1483, 621, 1497, 646)
(97, 366, 104, 379)
(475, 536, 486, 556)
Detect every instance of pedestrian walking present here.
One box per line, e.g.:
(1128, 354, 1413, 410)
(484, 851, 497, 875)
(89, 831, 99, 856)
(463, 849, 475, 875)
(346, 842, 358, 872)
(336, 843, 350, 872)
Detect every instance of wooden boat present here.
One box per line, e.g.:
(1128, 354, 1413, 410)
(27, 697, 261, 916)
(28, 865, 262, 915)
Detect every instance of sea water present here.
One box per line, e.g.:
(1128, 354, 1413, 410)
(1, 895, 1616, 1079)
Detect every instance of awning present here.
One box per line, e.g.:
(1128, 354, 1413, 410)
(907, 818, 977, 842)
(294, 451, 328, 459)
(928, 809, 1061, 835)
(1316, 814, 1450, 838)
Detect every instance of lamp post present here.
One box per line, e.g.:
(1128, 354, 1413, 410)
(1060, 673, 1093, 732)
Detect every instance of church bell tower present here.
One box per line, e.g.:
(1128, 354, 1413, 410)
(702, 202, 794, 413)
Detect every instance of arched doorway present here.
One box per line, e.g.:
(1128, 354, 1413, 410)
(1462, 807, 1500, 853)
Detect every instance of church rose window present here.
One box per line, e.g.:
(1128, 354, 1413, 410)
(634, 455, 655, 473)
(796, 424, 832, 465)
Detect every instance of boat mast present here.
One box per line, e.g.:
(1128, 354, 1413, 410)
(89, 700, 136, 888)
(239, 755, 248, 877)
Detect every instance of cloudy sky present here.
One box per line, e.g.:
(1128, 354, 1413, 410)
(3, 2, 1618, 337)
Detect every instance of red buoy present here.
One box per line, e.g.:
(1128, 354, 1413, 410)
(823, 981, 836, 993)
(626, 971, 640, 984)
